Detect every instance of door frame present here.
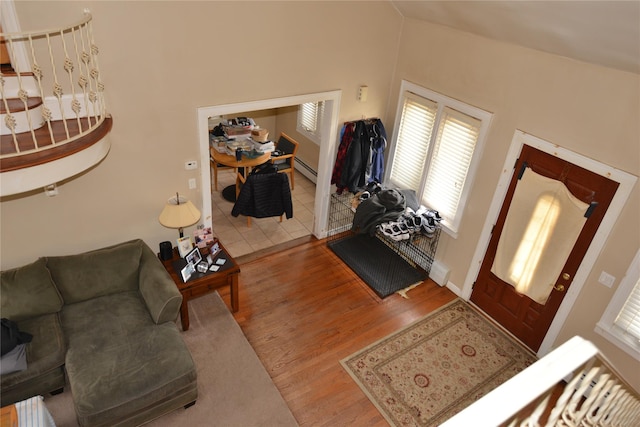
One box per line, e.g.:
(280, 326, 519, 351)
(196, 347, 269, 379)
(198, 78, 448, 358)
(462, 130, 637, 356)
(0, 0, 30, 71)
(197, 90, 342, 240)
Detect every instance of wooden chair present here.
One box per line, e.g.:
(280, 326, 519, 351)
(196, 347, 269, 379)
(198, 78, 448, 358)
(271, 132, 299, 190)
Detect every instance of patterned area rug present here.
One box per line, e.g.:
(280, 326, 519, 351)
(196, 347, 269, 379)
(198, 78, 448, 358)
(341, 299, 537, 426)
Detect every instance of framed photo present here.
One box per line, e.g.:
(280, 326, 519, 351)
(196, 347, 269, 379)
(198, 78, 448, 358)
(180, 262, 195, 283)
(185, 247, 202, 267)
(194, 227, 214, 249)
(210, 239, 221, 257)
(177, 236, 193, 258)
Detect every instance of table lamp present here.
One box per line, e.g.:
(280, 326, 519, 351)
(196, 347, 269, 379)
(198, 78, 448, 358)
(159, 192, 201, 237)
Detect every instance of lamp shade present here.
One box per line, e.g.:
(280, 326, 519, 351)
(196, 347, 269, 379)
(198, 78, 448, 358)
(159, 194, 201, 230)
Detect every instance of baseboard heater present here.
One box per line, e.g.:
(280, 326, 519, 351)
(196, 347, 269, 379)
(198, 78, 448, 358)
(294, 158, 317, 184)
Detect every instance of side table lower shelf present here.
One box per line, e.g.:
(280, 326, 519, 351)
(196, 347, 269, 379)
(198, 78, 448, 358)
(159, 242, 240, 331)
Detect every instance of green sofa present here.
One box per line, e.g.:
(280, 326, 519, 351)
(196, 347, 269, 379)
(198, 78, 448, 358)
(1, 239, 198, 426)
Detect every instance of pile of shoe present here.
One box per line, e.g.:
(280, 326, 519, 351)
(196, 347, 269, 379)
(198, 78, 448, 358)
(378, 207, 442, 241)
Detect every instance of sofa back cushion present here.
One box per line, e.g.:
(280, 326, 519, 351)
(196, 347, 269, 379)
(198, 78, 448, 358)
(46, 240, 143, 305)
(1, 258, 63, 322)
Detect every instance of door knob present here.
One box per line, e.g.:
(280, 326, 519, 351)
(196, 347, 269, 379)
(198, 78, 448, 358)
(562, 273, 571, 280)
(554, 284, 565, 292)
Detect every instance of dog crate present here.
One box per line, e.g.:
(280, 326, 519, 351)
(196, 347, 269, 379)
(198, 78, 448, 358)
(327, 191, 440, 277)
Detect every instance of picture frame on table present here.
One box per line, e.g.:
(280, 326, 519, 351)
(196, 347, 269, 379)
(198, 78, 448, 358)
(185, 247, 202, 267)
(194, 227, 214, 249)
(180, 262, 195, 283)
(177, 236, 193, 258)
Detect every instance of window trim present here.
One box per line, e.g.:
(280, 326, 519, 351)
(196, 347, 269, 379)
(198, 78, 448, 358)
(595, 248, 640, 361)
(385, 80, 493, 237)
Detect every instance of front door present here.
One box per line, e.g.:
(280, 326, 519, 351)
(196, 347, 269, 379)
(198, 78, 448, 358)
(470, 144, 619, 351)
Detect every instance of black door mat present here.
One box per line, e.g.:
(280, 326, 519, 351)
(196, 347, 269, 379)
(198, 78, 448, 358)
(328, 234, 427, 298)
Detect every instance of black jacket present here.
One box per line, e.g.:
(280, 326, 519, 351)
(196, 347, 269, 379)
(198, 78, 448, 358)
(232, 173, 293, 220)
(340, 121, 371, 193)
(352, 189, 406, 235)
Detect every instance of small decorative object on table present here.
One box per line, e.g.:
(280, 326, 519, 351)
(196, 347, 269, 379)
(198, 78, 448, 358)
(194, 227, 214, 249)
(196, 262, 209, 273)
(176, 236, 193, 258)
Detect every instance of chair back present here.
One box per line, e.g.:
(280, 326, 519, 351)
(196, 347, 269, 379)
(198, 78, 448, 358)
(274, 133, 299, 167)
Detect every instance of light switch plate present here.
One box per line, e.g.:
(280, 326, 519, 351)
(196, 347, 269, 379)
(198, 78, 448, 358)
(598, 271, 615, 288)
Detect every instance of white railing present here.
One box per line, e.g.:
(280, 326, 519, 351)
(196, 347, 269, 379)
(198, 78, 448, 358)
(0, 11, 107, 158)
(442, 336, 640, 426)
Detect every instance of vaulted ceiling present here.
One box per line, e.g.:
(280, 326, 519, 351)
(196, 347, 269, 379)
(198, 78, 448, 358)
(391, 1, 640, 74)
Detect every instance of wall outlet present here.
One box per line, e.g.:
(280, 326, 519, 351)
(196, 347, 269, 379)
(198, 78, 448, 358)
(188, 178, 196, 189)
(185, 161, 197, 170)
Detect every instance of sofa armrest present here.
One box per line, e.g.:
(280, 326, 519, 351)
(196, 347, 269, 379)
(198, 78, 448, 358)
(138, 243, 182, 324)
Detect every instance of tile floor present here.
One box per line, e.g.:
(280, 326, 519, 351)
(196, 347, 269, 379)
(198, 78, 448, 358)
(210, 167, 316, 258)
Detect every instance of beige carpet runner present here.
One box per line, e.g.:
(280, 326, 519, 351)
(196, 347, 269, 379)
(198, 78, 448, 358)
(341, 299, 537, 426)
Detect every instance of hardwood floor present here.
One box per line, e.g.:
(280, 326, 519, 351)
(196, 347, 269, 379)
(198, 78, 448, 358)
(217, 237, 457, 426)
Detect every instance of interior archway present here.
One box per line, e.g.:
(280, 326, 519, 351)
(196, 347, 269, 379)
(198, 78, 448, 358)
(197, 90, 342, 242)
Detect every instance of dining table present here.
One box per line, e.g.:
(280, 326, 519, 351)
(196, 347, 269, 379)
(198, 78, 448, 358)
(210, 147, 271, 202)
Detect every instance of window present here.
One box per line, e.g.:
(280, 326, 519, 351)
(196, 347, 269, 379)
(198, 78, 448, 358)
(387, 81, 492, 235)
(596, 249, 640, 361)
(297, 101, 324, 145)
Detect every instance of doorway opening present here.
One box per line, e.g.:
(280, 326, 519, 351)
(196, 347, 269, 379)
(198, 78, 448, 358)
(197, 90, 342, 255)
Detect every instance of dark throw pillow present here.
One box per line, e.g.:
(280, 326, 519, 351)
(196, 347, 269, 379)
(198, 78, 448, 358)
(1, 318, 33, 356)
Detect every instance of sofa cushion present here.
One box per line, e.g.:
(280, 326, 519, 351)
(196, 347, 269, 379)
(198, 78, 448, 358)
(61, 291, 197, 426)
(0, 314, 67, 406)
(1, 258, 63, 321)
(46, 240, 143, 304)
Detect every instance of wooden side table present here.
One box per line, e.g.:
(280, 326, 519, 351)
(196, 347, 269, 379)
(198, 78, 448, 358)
(159, 241, 240, 331)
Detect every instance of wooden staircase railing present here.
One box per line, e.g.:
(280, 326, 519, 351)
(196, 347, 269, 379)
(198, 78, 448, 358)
(442, 336, 640, 426)
(1, 11, 110, 174)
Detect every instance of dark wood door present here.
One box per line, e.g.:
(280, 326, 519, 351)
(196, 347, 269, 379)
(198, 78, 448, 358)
(470, 144, 618, 351)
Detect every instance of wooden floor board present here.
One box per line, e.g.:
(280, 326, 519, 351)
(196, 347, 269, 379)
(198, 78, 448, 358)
(217, 237, 457, 426)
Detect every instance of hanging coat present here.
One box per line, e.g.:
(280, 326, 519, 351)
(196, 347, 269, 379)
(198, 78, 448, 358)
(368, 119, 387, 184)
(331, 123, 355, 194)
(340, 120, 370, 193)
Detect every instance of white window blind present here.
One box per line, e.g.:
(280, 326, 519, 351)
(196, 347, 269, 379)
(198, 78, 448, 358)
(389, 94, 437, 190)
(300, 102, 319, 132)
(422, 107, 481, 223)
(387, 83, 491, 234)
(614, 277, 640, 342)
(298, 101, 324, 144)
